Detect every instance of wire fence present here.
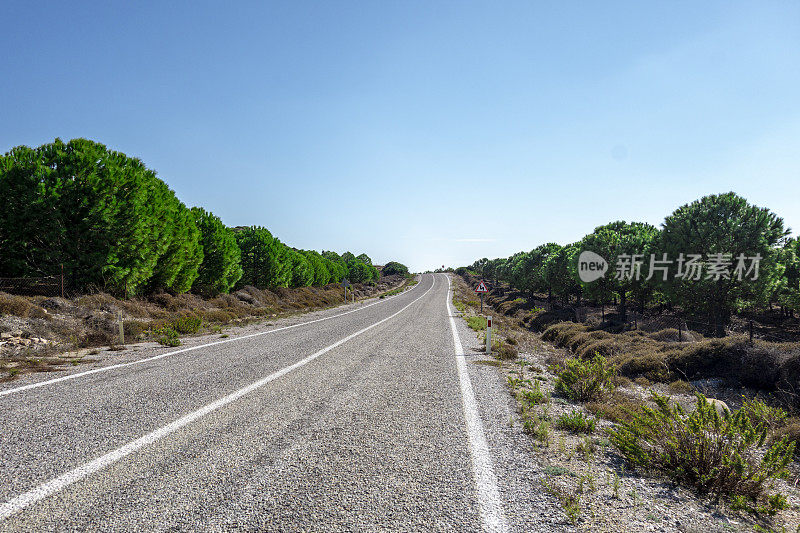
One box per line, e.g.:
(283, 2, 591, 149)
(478, 278, 799, 345)
(576, 308, 797, 344)
(0, 274, 65, 298)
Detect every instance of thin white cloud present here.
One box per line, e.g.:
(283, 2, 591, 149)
(452, 238, 496, 243)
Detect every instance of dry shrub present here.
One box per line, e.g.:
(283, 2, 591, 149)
(668, 380, 694, 393)
(566, 332, 592, 352)
(199, 309, 235, 324)
(75, 292, 118, 309)
(235, 286, 278, 307)
(39, 297, 73, 313)
(80, 329, 114, 347)
(542, 322, 586, 347)
(586, 389, 644, 424)
(210, 293, 247, 312)
(612, 375, 633, 388)
(150, 292, 182, 312)
(233, 289, 257, 305)
(528, 308, 575, 331)
(497, 342, 518, 360)
(540, 319, 800, 402)
(0, 293, 49, 319)
(123, 320, 148, 340)
(647, 328, 682, 343)
(667, 337, 787, 390)
(617, 351, 671, 382)
(576, 338, 616, 358)
(119, 298, 156, 318)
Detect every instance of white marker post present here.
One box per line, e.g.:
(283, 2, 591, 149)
(117, 310, 124, 346)
(486, 316, 492, 355)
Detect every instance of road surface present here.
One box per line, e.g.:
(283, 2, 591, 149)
(0, 274, 568, 532)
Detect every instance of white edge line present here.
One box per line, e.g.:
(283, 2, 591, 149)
(445, 274, 509, 533)
(0, 275, 435, 521)
(0, 276, 423, 397)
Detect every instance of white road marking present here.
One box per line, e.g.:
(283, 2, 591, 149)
(0, 275, 435, 521)
(0, 277, 423, 397)
(445, 274, 509, 533)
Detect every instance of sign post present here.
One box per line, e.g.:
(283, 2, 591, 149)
(342, 278, 350, 302)
(474, 280, 488, 312)
(486, 316, 492, 355)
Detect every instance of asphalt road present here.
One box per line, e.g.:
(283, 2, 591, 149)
(0, 274, 569, 532)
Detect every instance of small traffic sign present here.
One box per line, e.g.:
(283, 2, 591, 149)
(342, 278, 350, 287)
(474, 281, 488, 293)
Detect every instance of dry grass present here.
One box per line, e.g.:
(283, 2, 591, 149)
(586, 389, 646, 424)
(541, 322, 800, 402)
(1, 276, 408, 366)
(0, 293, 49, 319)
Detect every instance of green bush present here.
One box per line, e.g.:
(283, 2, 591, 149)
(555, 409, 596, 433)
(518, 380, 546, 406)
(170, 314, 202, 334)
(154, 326, 181, 347)
(609, 392, 795, 501)
(382, 261, 409, 276)
(738, 396, 787, 434)
(554, 355, 615, 402)
(466, 316, 487, 331)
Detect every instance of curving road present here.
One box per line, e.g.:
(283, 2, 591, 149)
(0, 274, 568, 532)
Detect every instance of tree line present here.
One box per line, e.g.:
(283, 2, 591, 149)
(0, 138, 384, 296)
(460, 192, 799, 336)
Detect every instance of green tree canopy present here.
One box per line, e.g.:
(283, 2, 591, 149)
(288, 249, 314, 287)
(190, 207, 242, 294)
(659, 192, 788, 334)
(382, 261, 409, 276)
(234, 226, 292, 288)
(0, 138, 202, 295)
(579, 221, 659, 320)
(302, 250, 331, 286)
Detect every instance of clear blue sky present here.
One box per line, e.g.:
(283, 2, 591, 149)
(2, 1, 798, 272)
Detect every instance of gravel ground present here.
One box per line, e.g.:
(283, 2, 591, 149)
(453, 294, 574, 532)
(0, 273, 573, 531)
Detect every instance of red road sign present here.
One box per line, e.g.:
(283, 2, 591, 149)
(475, 281, 488, 293)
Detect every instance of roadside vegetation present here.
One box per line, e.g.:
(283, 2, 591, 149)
(0, 273, 411, 381)
(0, 139, 414, 379)
(452, 273, 800, 531)
(451, 192, 799, 339)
